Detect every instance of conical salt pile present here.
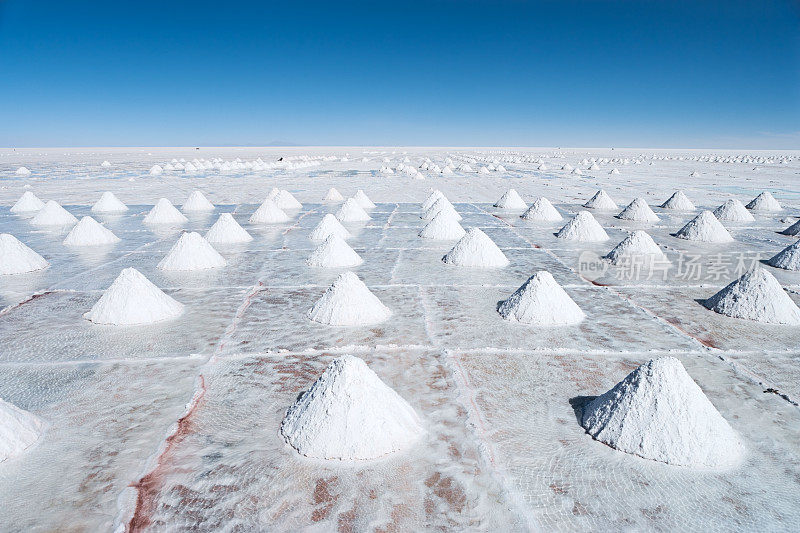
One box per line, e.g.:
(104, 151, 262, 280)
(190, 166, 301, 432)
(10, 191, 45, 213)
(250, 198, 290, 224)
(336, 198, 371, 222)
(0, 234, 48, 275)
(354, 190, 376, 209)
(615, 198, 659, 222)
(421, 190, 445, 211)
(205, 213, 253, 244)
(494, 189, 527, 210)
(703, 267, 800, 325)
(182, 190, 215, 212)
(143, 199, 188, 225)
(84, 267, 184, 325)
(661, 190, 695, 211)
(780, 219, 800, 236)
(91, 192, 128, 213)
(267, 187, 280, 200)
(581, 357, 744, 468)
(307, 271, 392, 326)
(422, 197, 462, 221)
(274, 190, 302, 210)
(605, 231, 666, 266)
(158, 232, 226, 271)
(0, 397, 44, 463)
(324, 188, 345, 203)
(15, 167, 31, 176)
(418, 211, 466, 240)
(713, 199, 754, 223)
(768, 240, 800, 271)
(521, 197, 562, 221)
(306, 235, 363, 268)
(555, 211, 609, 241)
(498, 271, 585, 326)
(674, 211, 734, 243)
(280, 355, 424, 460)
(583, 190, 618, 210)
(30, 200, 78, 226)
(442, 227, 509, 268)
(746, 191, 781, 211)
(63, 216, 121, 246)
(309, 214, 352, 241)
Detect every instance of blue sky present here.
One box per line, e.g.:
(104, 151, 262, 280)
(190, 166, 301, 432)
(1, 0, 798, 148)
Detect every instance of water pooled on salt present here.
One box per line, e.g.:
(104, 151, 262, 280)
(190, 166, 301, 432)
(768, 240, 800, 271)
(158, 232, 227, 271)
(661, 190, 695, 211)
(442, 227, 509, 268)
(324, 188, 345, 203)
(0, 234, 48, 275)
(250, 198, 291, 224)
(521, 197, 562, 221)
(583, 190, 618, 210)
(205, 213, 253, 244)
(10, 191, 45, 213)
(91, 192, 128, 213)
(493, 189, 527, 210)
(30, 200, 78, 226)
(143, 198, 188, 225)
(63, 216, 121, 246)
(309, 213, 352, 241)
(555, 211, 609, 241)
(306, 235, 363, 268)
(713, 199, 754, 223)
(418, 211, 466, 240)
(746, 191, 781, 211)
(615, 197, 659, 222)
(703, 267, 800, 325)
(181, 191, 215, 212)
(497, 271, 585, 326)
(84, 267, 184, 325)
(307, 271, 392, 326)
(353, 190, 376, 209)
(674, 211, 734, 243)
(0, 398, 44, 463)
(336, 198, 371, 222)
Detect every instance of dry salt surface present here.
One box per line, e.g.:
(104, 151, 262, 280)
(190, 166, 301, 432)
(0, 147, 799, 531)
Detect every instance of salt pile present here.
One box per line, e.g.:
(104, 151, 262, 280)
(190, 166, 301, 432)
(143, 198, 188, 225)
(336, 198, 371, 222)
(494, 189, 527, 210)
(91, 192, 128, 213)
(324, 188, 345, 203)
(781, 219, 800, 236)
(274, 190, 303, 210)
(497, 271, 585, 326)
(307, 271, 392, 326)
(583, 190, 618, 210)
(746, 191, 781, 211)
(442, 227, 509, 268)
(30, 200, 78, 226)
(610, 168, 620, 175)
(306, 235, 363, 268)
(309, 213, 352, 241)
(703, 267, 800, 325)
(149, 165, 163, 175)
(181, 190, 215, 212)
(605, 231, 667, 266)
(10, 191, 45, 213)
(615, 198, 659, 222)
(521, 197, 562, 221)
(713, 199, 755, 222)
(101, 160, 111, 167)
(421, 190, 445, 211)
(84, 267, 184, 325)
(158, 232, 226, 271)
(15, 167, 31, 176)
(768, 240, 800, 271)
(280, 355, 424, 461)
(0, 398, 44, 463)
(581, 357, 744, 468)
(250, 199, 290, 224)
(0, 234, 48, 275)
(555, 211, 609, 241)
(63, 216, 121, 246)
(354, 190, 376, 209)
(422, 197, 462, 221)
(661, 190, 695, 211)
(205, 213, 253, 244)
(418, 211, 466, 240)
(674, 211, 734, 243)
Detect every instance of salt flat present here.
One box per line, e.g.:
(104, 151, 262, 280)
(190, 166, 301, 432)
(0, 147, 799, 531)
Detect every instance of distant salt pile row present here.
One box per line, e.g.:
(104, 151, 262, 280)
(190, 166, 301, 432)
(151, 156, 321, 175)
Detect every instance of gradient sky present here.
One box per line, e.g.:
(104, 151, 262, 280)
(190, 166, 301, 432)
(1, 0, 798, 148)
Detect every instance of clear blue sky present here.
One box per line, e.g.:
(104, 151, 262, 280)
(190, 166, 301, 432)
(1, 0, 798, 148)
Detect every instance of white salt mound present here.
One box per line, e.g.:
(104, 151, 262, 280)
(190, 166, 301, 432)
(616, 198, 659, 222)
(10, 191, 45, 213)
(713, 199, 754, 223)
(267, 187, 280, 200)
(746, 191, 781, 211)
(143, 198, 188, 225)
(494, 189, 527, 210)
(336, 198, 371, 222)
(91, 192, 128, 213)
(274, 190, 302, 210)
(30, 200, 78, 226)
(418, 211, 466, 240)
(498, 271, 585, 326)
(101, 160, 111, 167)
(421, 190, 445, 211)
(521, 197, 562, 221)
(605, 231, 666, 266)
(0, 398, 44, 463)
(158, 232, 226, 271)
(422, 197, 462, 221)
(0, 234, 48, 275)
(306, 235, 363, 268)
(324, 188, 345, 203)
(309, 213, 352, 241)
(781, 219, 800, 236)
(674, 211, 734, 243)
(63, 216, 121, 246)
(280, 355, 424, 461)
(250, 199, 290, 224)
(149, 164, 163, 175)
(15, 167, 31, 176)
(182, 190, 215, 212)
(555, 211, 609, 241)
(768, 240, 800, 271)
(84, 267, 184, 325)
(581, 357, 744, 468)
(354, 190, 376, 209)
(703, 267, 800, 325)
(583, 190, 618, 210)
(307, 271, 392, 326)
(442, 227, 509, 268)
(205, 213, 253, 244)
(661, 190, 695, 211)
